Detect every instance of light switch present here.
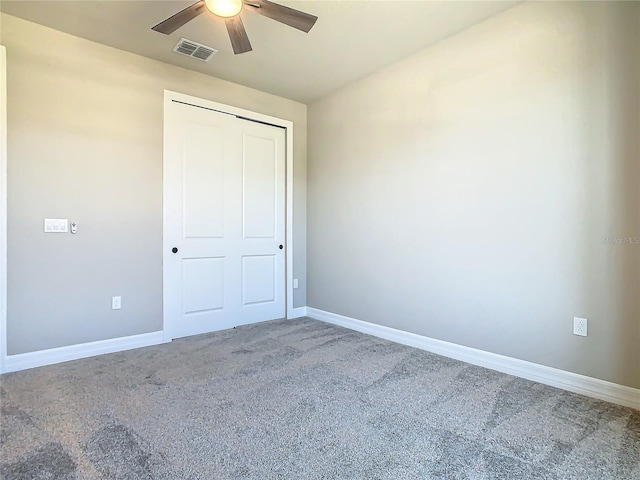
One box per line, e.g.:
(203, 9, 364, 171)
(44, 218, 69, 233)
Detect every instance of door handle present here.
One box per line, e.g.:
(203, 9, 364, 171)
(279, 245, 283, 250)
(172, 247, 178, 253)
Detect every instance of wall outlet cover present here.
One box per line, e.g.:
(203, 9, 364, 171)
(573, 317, 588, 337)
(112, 296, 122, 310)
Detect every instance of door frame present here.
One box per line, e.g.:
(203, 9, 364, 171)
(162, 90, 295, 341)
(0, 46, 7, 371)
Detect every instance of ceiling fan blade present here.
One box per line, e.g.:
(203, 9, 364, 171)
(244, 0, 318, 33)
(152, 1, 207, 35)
(225, 16, 253, 54)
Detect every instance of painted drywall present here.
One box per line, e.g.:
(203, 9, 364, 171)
(308, 1, 640, 388)
(1, 13, 307, 355)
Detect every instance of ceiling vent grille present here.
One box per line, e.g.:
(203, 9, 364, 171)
(173, 38, 218, 62)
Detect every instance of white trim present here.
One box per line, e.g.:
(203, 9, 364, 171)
(0, 46, 7, 373)
(2, 331, 166, 373)
(306, 307, 640, 410)
(162, 91, 295, 339)
(287, 306, 308, 319)
(285, 123, 295, 324)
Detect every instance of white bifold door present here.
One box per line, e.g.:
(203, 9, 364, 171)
(164, 100, 286, 339)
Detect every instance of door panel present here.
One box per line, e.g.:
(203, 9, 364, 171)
(182, 257, 224, 314)
(164, 100, 286, 339)
(243, 134, 277, 239)
(183, 123, 224, 239)
(242, 255, 276, 305)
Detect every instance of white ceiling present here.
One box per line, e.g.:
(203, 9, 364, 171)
(0, 1, 520, 103)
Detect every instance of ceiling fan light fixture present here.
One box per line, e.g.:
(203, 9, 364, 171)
(205, 0, 243, 18)
(152, 0, 318, 55)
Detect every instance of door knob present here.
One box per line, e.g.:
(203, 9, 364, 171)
(279, 245, 283, 250)
(172, 247, 178, 253)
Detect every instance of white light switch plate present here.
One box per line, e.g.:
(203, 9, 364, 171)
(44, 218, 68, 233)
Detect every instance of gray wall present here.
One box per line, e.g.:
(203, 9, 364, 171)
(1, 14, 307, 355)
(308, 1, 640, 388)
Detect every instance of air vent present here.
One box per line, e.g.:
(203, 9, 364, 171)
(173, 38, 218, 62)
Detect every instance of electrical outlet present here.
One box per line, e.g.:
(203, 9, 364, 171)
(573, 317, 587, 337)
(112, 296, 121, 310)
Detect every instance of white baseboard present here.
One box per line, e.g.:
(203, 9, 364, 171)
(288, 306, 308, 319)
(306, 307, 640, 411)
(1, 331, 167, 374)
(2, 308, 308, 374)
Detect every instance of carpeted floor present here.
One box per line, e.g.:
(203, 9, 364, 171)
(1, 317, 639, 479)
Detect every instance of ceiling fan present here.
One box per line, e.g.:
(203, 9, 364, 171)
(152, 0, 318, 55)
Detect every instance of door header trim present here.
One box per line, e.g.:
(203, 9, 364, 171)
(171, 99, 285, 130)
